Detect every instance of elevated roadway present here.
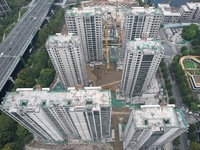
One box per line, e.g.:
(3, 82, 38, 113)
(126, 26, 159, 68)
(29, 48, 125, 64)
(0, 0, 54, 92)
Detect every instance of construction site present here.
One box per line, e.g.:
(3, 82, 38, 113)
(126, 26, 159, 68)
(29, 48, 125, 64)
(79, 1, 132, 92)
(24, 1, 168, 149)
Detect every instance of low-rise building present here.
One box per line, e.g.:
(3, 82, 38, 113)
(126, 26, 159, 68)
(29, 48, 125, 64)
(180, 2, 200, 22)
(158, 4, 181, 24)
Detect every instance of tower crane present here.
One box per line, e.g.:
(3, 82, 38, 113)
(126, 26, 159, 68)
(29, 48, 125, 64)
(104, 20, 109, 71)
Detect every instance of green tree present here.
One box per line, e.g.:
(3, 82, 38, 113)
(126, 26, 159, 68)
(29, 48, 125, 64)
(182, 49, 189, 56)
(169, 98, 176, 104)
(189, 49, 196, 55)
(191, 102, 198, 112)
(14, 78, 25, 89)
(16, 124, 28, 139)
(188, 132, 198, 142)
(0, 114, 17, 148)
(182, 24, 199, 41)
(173, 137, 180, 147)
(181, 46, 187, 53)
(189, 141, 200, 150)
(2, 142, 16, 150)
(164, 78, 170, 84)
(165, 83, 172, 90)
(37, 68, 55, 87)
(163, 72, 169, 79)
(188, 124, 197, 133)
(191, 39, 200, 46)
(168, 90, 173, 96)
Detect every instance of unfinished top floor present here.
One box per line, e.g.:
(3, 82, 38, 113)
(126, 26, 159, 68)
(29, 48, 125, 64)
(1, 86, 111, 112)
(133, 105, 187, 131)
(126, 38, 164, 54)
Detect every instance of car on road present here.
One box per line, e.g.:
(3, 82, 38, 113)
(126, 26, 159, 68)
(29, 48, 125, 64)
(0, 53, 4, 57)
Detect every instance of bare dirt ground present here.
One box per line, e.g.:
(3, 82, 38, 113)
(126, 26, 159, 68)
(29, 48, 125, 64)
(86, 63, 122, 91)
(61, 24, 67, 35)
(111, 107, 130, 150)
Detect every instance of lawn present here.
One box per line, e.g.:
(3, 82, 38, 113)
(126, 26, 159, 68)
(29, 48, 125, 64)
(184, 60, 196, 69)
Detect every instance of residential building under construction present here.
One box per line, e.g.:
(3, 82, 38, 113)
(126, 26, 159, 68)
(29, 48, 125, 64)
(123, 105, 188, 150)
(66, 3, 163, 70)
(45, 33, 88, 89)
(120, 38, 164, 99)
(0, 86, 112, 143)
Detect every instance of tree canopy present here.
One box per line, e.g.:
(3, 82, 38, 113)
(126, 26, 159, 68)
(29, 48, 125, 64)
(182, 24, 199, 41)
(189, 141, 200, 150)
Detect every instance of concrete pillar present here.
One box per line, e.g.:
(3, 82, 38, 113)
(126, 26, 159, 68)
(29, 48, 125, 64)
(8, 77, 15, 84)
(20, 56, 26, 65)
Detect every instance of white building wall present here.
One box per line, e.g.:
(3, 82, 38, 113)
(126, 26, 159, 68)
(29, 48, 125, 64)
(135, 129, 152, 150)
(46, 34, 88, 89)
(120, 39, 164, 98)
(152, 128, 187, 148)
(66, 11, 103, 63)
(27, 109, 64, 141)
(47, 107, 78, 136)
(180, 6, 193, 22)
(141, 52, 163, 92)
(69, 111, 92, 141)
(76, 16, 89, 62)
(121, 10, 162, 60)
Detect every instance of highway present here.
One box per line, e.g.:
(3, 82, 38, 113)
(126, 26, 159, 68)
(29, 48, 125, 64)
(0, 0, 54, 92)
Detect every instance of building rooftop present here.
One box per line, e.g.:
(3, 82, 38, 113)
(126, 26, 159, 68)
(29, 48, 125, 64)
(181, 5, 190, 12)
(46, 33, 79, 48)
(126, 38, 164, 54)
(1, 87, 111, 112)
(67, 4, 126, 24)
(158, 4, 181, 16)
(133, 105, 187, 131)
(186, 2, 200, 10)
(126, 7, 162, 15)
(192, 75, 200, 86)
(66, 7, 102, 17)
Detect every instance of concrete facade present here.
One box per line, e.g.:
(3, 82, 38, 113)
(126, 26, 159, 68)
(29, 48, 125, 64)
(158, 4, 181, 24)
(65, 8, 103, 63)
(45, 33, 88, 89)
(180, 2, 200, 22)
(123, 105, 188, 150)
(0, 87, 111, 143)
(120, 38, 164, 98)
(121, 7, 163, 60)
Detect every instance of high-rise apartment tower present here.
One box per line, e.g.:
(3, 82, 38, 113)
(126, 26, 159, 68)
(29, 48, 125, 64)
(45, 33, 88, 89)
(121, 7, 163, 60)
(65, 8, 103, 63)
(120, 38, 164, 98)
(123, 105, 188, 150)
(0, 87, 112, 142)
